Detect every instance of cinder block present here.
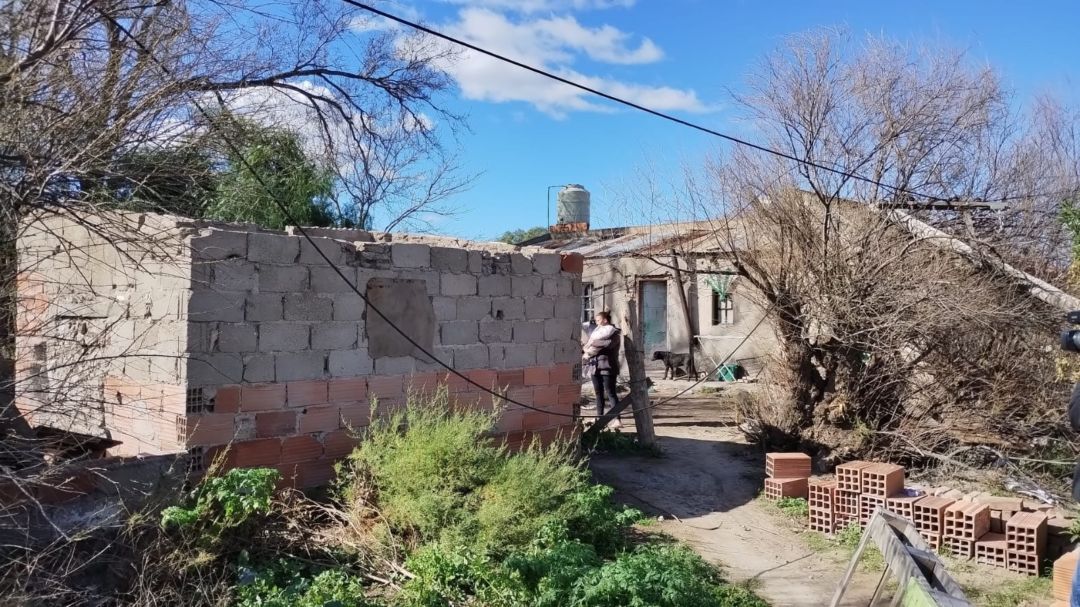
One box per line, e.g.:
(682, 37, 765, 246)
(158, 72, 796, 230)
(256, 410, 297, 438)
(246, 293, 283, 321)
(554, 341, 581, 364)
(311, 322, 358, 350)
(328, 349, 373, 377)
(491, 298, 525, 321)
(467, 250, 483, 273)
(554, 297, 579, 320)
(492, 344, 537, 368)
(542, 278, 559, 297)
(234, 413, 256, 441)
(442, 320, 480, 345)
(284, 293, 333, 321)
(249, 232, 299, 264)
(457, 297, 492, 321)
(274, 351, 326, 382)
(331, 293, 365, 321)
(450, 344, 489, 370)
(259, 323, 309, 352)
(766, 453, 811, 478)
(536, 342, 556, 365)
(861, 463, 904, 497)
(511, 275, 543, 298)
(975, 533, 1008, 568)
(544, 318, 576, 342)
(242, 353, 276, 383)
(430, 246, 468, 272)
(210, 259, 257, 291)
(374, 356, 416, 376)
(1006, 511, 1048, 555)
(188, 291, 244, 322)
(432, 296, 457, 321)
(834, 460, 874, 492)
(390, 243, 430, 268)
(442, 273, 478, 296)
(764, 477, 808, 500)
(258, 264, 309, 292)
(299, 237, 347, 265)
(525, 298, 555, 319)
(532, 253, 561, 275)
(479, 275, 511, 296)
(310, 266, 359, 293)
(510, 253, 533, 274)
(914, 496, 956, 538)
(217, 323, 258, 353)
(187, 353, 243, 386)
(190, 230, 247, 261)
(513, 321, 545, 344)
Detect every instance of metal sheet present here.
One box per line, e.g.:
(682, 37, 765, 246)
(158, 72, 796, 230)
(640, 280, 667, 357)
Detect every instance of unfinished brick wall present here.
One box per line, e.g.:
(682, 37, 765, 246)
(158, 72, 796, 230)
(16, 212, 584, 487)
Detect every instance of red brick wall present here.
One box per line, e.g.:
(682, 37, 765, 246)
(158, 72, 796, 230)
(183, 363, 580, 488)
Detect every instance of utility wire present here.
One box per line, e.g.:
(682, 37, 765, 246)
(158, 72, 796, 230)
(104, 13, 773, 422)
(340, 0, 1043, 206)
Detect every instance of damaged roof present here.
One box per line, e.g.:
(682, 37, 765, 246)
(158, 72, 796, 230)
(528, 220, 746, 258)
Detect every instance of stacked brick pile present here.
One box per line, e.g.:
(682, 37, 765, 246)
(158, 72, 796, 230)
(763, 452, 811, 500)
(765, 454, 1076, 577)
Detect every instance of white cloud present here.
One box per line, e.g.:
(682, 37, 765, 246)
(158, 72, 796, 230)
(439, 0, 635, 13)
(439, 8, 708, 117)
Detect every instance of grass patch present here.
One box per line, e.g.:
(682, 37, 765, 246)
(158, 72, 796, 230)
(587, 429, 664, 457)
(966, 576, 1051, 607)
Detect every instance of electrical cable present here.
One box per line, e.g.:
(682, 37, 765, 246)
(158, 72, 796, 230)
(103, 13, 774, 422)
(340, 0, 1045, 206)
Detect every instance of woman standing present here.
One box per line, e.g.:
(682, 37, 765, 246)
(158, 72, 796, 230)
(582, 311, 622, 428)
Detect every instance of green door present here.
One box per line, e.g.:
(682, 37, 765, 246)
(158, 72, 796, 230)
(640, 281, 668, 358)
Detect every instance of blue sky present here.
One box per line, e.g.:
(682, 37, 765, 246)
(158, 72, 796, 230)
(367, 0, 1080, 239)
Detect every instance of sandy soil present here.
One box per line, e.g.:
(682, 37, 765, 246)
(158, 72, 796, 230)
(584, 378, 1041, 607)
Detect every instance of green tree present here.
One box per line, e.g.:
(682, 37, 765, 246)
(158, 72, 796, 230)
(206, 121, 336, 230)
(497, 226, 548, 244)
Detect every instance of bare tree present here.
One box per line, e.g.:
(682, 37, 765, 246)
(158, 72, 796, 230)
(702, 30, 1080, 463)
(0, 1, 467, 600)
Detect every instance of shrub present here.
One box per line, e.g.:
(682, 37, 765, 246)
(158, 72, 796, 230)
(160, 467, 279, 547)
(569, 544, 768, 607)
(234, 558, 372, 607)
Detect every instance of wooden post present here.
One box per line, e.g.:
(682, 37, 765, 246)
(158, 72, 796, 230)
(621, 297, 656, 446)
(580, 296, 656, 446)
(669, 249, 697, 378)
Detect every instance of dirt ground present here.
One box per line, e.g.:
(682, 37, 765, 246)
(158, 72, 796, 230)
(585, 377, 1051, 607)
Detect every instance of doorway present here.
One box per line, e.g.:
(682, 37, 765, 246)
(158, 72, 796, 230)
(639, 280, 668, 362)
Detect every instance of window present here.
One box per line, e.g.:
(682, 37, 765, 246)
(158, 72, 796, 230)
(582, 282, 595, 323)
(712, 291, 734, 325)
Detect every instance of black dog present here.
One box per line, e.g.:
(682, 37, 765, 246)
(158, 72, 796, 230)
(652, 350, 691, 379)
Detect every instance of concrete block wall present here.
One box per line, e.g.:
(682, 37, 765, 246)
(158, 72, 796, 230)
(182, 227, 585, 487)
(15, 212, 194, 454)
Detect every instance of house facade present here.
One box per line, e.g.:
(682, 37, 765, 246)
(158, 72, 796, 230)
(528, 221, 777, 378)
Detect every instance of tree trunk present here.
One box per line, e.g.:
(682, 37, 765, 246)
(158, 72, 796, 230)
(581, 297, 656, 446)
(669, 249, 697, 378)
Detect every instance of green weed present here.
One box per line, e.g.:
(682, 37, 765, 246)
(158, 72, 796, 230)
(589, 429, 664, 457)
(975, 576, 1051, 607)
(775, 497, 808, 520)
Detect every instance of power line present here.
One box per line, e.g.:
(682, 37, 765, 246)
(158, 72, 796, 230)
(103, 14, 773, 423)
(339, 0, 1042, 206)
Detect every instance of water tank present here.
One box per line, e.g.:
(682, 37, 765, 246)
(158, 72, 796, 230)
(556, 184, 590, 226)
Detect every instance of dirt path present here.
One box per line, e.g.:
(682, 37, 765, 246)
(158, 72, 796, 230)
(587, 380, 880, 607)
